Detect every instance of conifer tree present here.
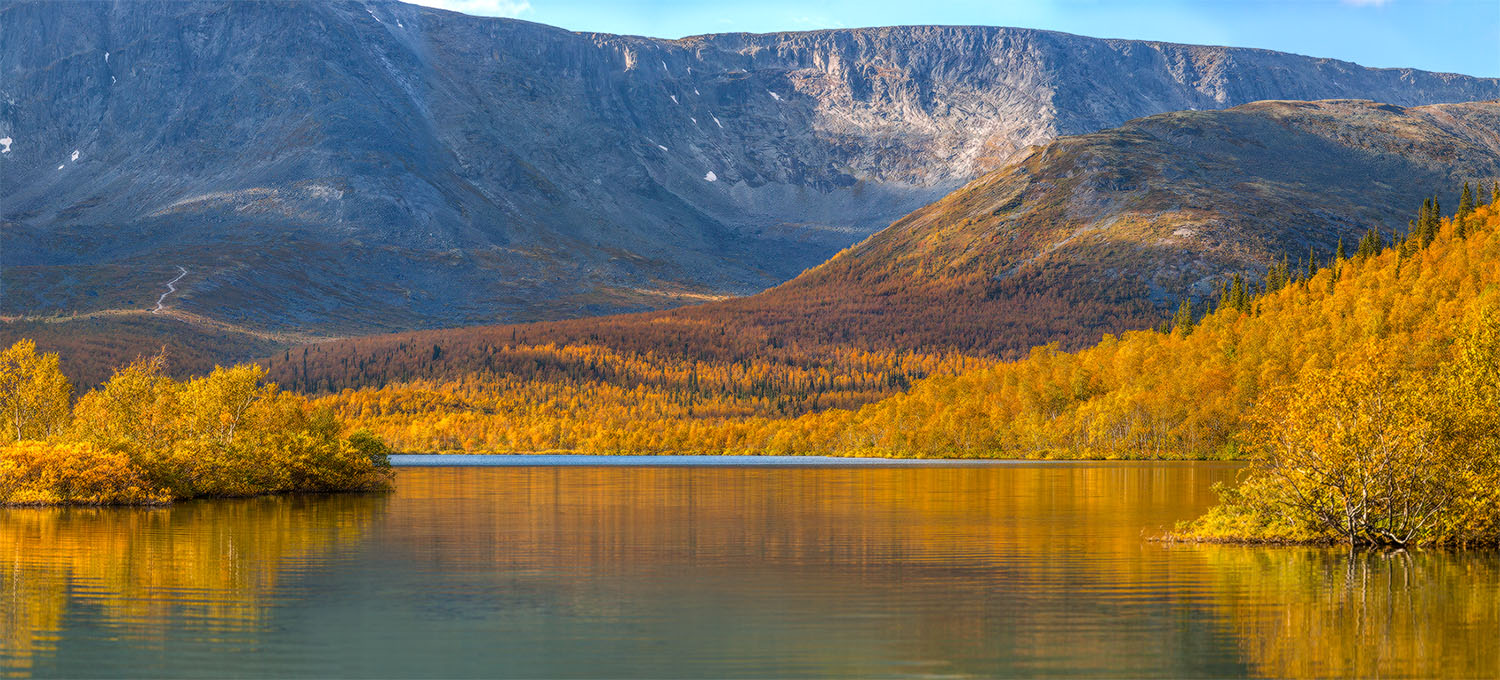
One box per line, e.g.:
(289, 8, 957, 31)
(1422, 198, 1441, 246)
(1172, 299, 1194, 336)
(1418, 200, 1429, 244)
(1356, 228, 1382, 259)
(1329, 238, 1345, 293)
(1458, 183, 1474, 237)
(1264, 254, 1290, 292)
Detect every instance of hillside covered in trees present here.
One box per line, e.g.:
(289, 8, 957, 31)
(255, 101, 1500, 457)
(264, 100, 1500, 397)
(16, 100, 1498, 393)
(301, 187, 1500, 459)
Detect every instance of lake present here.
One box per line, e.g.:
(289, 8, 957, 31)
(3, 460, 1498, 678)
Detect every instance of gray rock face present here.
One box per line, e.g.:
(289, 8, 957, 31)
(3, 0, 1497, 333)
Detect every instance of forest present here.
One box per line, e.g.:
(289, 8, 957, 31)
(9, 183, 1500, 541)
(0, 342, 393, 505)
(298, 188, 1500, 465)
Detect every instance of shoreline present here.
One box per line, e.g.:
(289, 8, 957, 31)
(389, 454, 1248, 467)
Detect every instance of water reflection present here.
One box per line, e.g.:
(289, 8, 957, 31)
(2, 463, 1498, 678)
(1, 494, 384, 677)
(1186, 546, 1500, 678)
(375, 465, 1248, 678)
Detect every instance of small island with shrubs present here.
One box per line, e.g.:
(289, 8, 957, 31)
(0, 340, 393, 506)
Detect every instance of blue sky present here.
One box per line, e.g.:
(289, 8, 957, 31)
(406, 0, 1500, 77)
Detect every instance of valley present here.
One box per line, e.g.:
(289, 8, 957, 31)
(249, 101, 1500, 458)
(8, 1, 1500, 675)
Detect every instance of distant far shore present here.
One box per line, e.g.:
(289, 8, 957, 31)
(388, 454, 1243, 467)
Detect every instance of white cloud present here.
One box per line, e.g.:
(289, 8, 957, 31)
(405, 0, 532, 18)
(1341, 0, 1393, 6)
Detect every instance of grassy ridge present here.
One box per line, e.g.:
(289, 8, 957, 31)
(760, 203, 1500, 460)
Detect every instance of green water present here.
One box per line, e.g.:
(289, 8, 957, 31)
(3, 462, 1498, 678)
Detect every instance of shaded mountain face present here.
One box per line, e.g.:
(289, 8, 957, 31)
(3, 0, 1499, 336)
(263, 99, 1500, 397)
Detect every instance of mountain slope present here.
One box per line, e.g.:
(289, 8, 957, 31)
(268, 99, 1500, 392)
(243, 100, 1500, 459)
(756, 202, 1500, 459)
(4, 0, 1498, 336)
(745, 98, 1500, 354)
(309, 200, 1500, 456)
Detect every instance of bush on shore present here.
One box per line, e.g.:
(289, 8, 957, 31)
(1170, 312, 1500, 547)
(0, 342, 392, 506)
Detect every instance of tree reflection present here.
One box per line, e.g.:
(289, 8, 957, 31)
(0, 494, 382, 676)
(1185, 545, 1500, 678)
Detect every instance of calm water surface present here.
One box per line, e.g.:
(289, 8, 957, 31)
(3, 461, 1498, 678)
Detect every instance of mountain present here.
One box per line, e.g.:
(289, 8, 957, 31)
(267, 99, 1500, 394)
(238, 99, 1500, 460)
(4, 0, 1499, 339)
(732, 99, 1500, 355)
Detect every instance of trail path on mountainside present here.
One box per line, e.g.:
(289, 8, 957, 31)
(1, 266, 336, 346)
(152, 266, 189, 313)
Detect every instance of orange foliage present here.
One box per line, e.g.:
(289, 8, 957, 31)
(0, 349, 394, 505)
(311, 202, 1500, 458)
(0, 441, 169, 505)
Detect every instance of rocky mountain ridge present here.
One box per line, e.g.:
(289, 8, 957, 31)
(3, 0, 1499, 335)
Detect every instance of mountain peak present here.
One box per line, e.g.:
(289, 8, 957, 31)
(3, 0, 1497, 340)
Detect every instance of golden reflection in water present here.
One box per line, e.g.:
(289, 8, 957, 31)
(0, 494, 382, 676)
(3, 464, 1498, 678)
(381, 466, 1500, 678)
(380, 465, 1245, 676)
(1185, 546, 1500, 679)
(387, 464, 1231, 569)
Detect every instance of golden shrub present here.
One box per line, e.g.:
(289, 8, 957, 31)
(0, 347, 393, 506)
(0, 441, 169, 506)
